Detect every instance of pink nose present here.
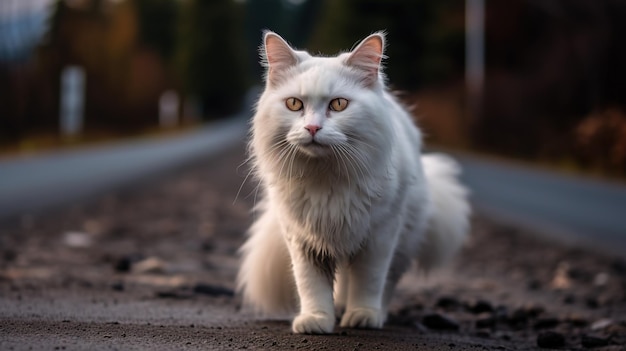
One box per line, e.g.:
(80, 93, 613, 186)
(304, 124, 322, 136)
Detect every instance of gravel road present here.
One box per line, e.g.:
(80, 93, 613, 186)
(1, 145, 625, 350)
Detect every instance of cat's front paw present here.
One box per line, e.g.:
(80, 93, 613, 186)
(339, 307, 384, 329)
(292, 312, 335, 334)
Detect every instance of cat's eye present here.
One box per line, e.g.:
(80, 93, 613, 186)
(285, 97, 303, 111)
(329, 98, 349, 112)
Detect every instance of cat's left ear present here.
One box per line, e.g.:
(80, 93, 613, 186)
(263, 31, 298, 86)
(346, 32, 386, 86)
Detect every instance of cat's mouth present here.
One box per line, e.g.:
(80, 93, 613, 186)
(299, 140, 331, 156)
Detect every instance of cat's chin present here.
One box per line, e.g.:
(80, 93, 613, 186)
(297, 141, 332, 158)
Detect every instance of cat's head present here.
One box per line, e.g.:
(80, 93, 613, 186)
(253, 31, 393, 173)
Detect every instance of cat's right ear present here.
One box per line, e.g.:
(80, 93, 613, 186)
(262, 31, 298, 86)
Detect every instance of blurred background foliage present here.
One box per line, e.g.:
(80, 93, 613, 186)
(1, 0, 625, 177)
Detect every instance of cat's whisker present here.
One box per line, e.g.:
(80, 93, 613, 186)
(338, 143, 370, 186)
(234, 166, 255, 205)
(275, 142, 295, 180)
(331, 145, 351, 188)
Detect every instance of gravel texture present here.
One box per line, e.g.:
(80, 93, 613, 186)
(1, 146, 625, 350)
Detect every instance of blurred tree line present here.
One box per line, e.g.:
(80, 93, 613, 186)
(477, 0, 626, 175)
(1, 0, 625, 176)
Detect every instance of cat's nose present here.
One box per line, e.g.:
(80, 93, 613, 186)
(304, 125, 322, 137)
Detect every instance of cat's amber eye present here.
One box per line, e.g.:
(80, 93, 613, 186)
(285, 97, 303, 111)
(329, 98, 349, 112)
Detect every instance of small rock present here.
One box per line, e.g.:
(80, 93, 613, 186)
(133, 257, 167, 274)
(3, 249, 17, 262)
(565, 314, 588, 327)
(422, 313, 460, 331)
(113, 256, 133, 273)
(413, 322, 429, 332)
(593, 272, 609, 287)
(111, 282, 124, 291)
(192, 283, 234, 297)
(581, 335, 609, 348)
(527, 279, 542, 290)
(586, 297, 600, 309)
(525, 304, 545, 318)
(534, 317, 560, 330)
(476, 315, 496, 329)
(551, 262, 573, 289)
(156, 290, 193, 299)
(563, 294, 576, 305)
(436, 296, 460, 310)
(494, 305, 508, 321)
(63, 231, 92, 248)
(590, 318, 613, 331)
(468, 300, 494, 314)
(507, 308, 529, 328)
(537, 331, 565, 348)
(610, 259, 626, 275)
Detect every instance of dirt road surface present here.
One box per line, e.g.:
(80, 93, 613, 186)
(1, 146, 625, 350)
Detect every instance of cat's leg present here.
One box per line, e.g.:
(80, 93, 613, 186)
(334, 264, 349, 315)
(288, 240, 336, 334)
(381, 251, 412, 315)
(339, 224, 400, 329)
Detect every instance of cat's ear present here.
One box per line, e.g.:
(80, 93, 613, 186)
(263, 31, 298, 86)
(346, 32, 385, 86)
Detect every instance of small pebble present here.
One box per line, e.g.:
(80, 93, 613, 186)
(533, 317, 560, 330)
(565, 314, 588, 327)
(610, 259, 626, 275)
(537, 331, 565, 348)
(467, 300, 494, 314)
(593, 272, 609, 287)
(476, 315, 496, 329)
(63, 231, 92, 248)
(586, 297, 600, 309)
(436, 296, 460, 309)
(581, 335, 609, 348)
(590, 318, 612, 331)
(113, 257, 132, 273)
(527, 279, 542, 290)
(422, 313, 460, 331)
(192, 283, 234, 297)
(563, 294, 576, 305)
(155, 290, 193, 299)
(507, 308, 529, 328)
(133, 257, 167, 274)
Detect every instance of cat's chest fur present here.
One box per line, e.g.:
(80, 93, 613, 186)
(271, 175, 381, 258)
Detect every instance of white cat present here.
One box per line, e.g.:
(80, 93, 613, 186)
(237, 31, 470, 334)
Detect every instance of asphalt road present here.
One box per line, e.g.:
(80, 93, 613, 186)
(456, 154, 626, 255)
(0, 120, 624, 254)
(0, 116, 248, 219)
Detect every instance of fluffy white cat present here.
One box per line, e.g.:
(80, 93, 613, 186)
(237, 31, 470, 334)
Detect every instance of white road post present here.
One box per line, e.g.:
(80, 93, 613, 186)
(60, 65, 86, 137)
(466, 0, 485, 120)
(159, 90, 180, 128)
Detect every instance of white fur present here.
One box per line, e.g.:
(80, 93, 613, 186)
(237, 31, 470, 334)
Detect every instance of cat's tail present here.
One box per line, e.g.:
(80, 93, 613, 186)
(418, 154, 471, 270)
(237, 205, 298, 315)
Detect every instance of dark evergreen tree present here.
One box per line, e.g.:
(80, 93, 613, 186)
(177, 0, 248, 117)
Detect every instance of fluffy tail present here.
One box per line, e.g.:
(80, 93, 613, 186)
(418, 154, 471, 270)
(237, 206, 298, 315)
